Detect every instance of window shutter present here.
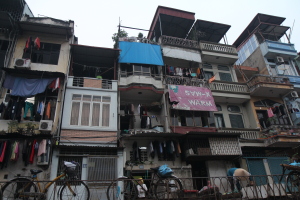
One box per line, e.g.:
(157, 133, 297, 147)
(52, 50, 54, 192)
(88, 157, 117, 182)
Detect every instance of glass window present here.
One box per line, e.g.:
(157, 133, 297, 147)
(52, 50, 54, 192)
(217, 65, 229, 71)
(219, 73, 232, 82)
(214, 114, 225, 128)
(203, 63, 212, 69)
(229, 114, 244, 128)
(216, 104, 222, 111)
(204, 71, 214, 80)
(70, 94, 111, 127)
(23, 42, 61, 65)
(227, 105, 241, 112)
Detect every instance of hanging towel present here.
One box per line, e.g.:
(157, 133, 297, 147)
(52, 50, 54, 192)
(267, 108, 274, 118)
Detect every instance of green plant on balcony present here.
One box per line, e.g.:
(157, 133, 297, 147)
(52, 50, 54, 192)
(25, 122, 35, 134)
(7, 120, 18, 133)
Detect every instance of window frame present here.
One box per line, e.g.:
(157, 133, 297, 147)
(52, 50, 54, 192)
(23, 42, 61, 65)
(70, 94, 111, 127)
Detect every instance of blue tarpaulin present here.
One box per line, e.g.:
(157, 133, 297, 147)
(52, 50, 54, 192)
(119, 41, 164, 66)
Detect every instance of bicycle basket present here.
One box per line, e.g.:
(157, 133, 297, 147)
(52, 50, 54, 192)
(64, 161, 79, 179)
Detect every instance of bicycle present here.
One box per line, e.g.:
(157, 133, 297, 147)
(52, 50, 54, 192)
(1, 161, 90, 200)
(280, 164, 300, 196)
(106, 163, 183, 200)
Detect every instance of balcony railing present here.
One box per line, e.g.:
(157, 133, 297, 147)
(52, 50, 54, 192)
(209, 81, 249, 93)
(200, 41, 238, 55)
(68, 76, 117, 90)
(165, 76, 205, 87)
(1, 174, 296, 199)
(160, 35, 199, 49)
(247, 75, 291, 88)
(218, 128, 260, 139)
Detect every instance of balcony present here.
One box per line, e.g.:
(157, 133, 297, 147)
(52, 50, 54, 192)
(209, 81, 250, 104)
(159, 35, 199, 49)
(165, 76, 205, 87)
(247, 75, 294, 97)
(218, 128, 260, 139)
(261, 40, 297, 59)
(199, 41, 238, 65)
(184, 137, 242, 160)
(67, 76, 117, 90)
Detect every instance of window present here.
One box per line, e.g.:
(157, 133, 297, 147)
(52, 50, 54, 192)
(229, 114, 244, 128)
(170, 110, 214, 127)
(216, 104, 222, 111)
(217, 65, 230, 71)
(204, 71, 214, 80)
(227, 105, 241, 112)
(88, 157, 116, 182)
(70, 94, 111, 127)
(219, 72, 232, 82)
(214, 114, 225, 128)
(23, 42, 61, 65)
(236, 35, 259, 65)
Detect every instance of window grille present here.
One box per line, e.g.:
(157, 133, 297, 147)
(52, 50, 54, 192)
(87, 157, 117, 183)
(57, 156, 83, 185)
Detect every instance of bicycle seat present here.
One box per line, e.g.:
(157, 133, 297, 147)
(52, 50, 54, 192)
(30, 169, 43, 175)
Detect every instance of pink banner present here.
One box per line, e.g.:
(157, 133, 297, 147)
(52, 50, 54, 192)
(169, 85, 217, 111)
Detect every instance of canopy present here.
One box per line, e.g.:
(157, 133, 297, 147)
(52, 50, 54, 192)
(119, 41, 164, 66)
(169, 85, 217, 111)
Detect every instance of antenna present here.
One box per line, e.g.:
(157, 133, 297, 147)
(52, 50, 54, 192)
(289, 19, 295, 42)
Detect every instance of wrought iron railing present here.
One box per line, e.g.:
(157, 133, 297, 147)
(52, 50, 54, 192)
(72, 77, 113, 89)
(209, 81, 249, 93)
(1, 174, 299, 199)
(165, 76, 205, 87)
(160, 35, 199, 49)
(200, 41, 238, 54)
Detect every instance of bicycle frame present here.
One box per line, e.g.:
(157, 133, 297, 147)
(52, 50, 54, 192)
(17, 172, 77, 197)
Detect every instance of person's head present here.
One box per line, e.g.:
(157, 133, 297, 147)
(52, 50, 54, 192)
(138, 178, 143, 184)
(233, 168, 250, 181)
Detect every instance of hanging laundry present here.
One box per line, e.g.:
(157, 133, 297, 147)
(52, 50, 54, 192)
(267, 108, 274, 118)
(0, 141, 7, 162)
(34, 37, 40, 50)
(24, 36, 32, 53)
(38, 139, 47, 156)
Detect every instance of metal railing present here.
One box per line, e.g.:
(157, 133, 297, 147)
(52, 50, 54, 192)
(1, 174, 299, 199)
(160, 35, 200, 49)
(72, 77, 113, 89)
(247, 74, 292, 90)
(217, 128, 260, 139)
(165, 76, 206, 87)
(209, 81, 249, 93)
(200, 41, 238, 55)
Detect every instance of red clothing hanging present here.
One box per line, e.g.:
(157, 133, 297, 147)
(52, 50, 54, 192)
(34, 37, 40, 50)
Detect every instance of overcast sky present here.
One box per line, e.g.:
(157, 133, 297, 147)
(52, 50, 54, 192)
(25, 0, 300, 51)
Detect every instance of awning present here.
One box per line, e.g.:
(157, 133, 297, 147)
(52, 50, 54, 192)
(119, 41, 164, 65)
(169, 85, 217, 111)
(162, 46, 201, 63)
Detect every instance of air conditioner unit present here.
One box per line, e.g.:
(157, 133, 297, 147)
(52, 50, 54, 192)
(39, 120, 53, 132)
(291, 91, 299, 98)
(276, 56, 284, 64)
(14, 59, 31, 69)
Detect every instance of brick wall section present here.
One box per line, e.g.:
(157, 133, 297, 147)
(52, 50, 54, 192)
(83, 79, 102, 88)
(60, 129, 116, 142)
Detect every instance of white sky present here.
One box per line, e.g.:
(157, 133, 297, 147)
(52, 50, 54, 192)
(25, 0, 300, 51)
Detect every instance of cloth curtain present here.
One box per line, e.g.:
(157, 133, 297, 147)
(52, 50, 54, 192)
(81, 103, 90, 126)
(70, 102, 80, 125)
(102, 104, 110, 126)
(92, 103, 100, 126)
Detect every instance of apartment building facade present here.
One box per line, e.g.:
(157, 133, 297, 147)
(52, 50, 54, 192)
(0, 0, 75, 182)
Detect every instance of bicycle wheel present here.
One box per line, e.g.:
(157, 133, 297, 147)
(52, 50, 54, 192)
(60, 180, 90, 200)
(155, 176, 183, 200)
(287, 171, 300, 195)
(107, 178, 138, 200)
(2, 178, 37, 200)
